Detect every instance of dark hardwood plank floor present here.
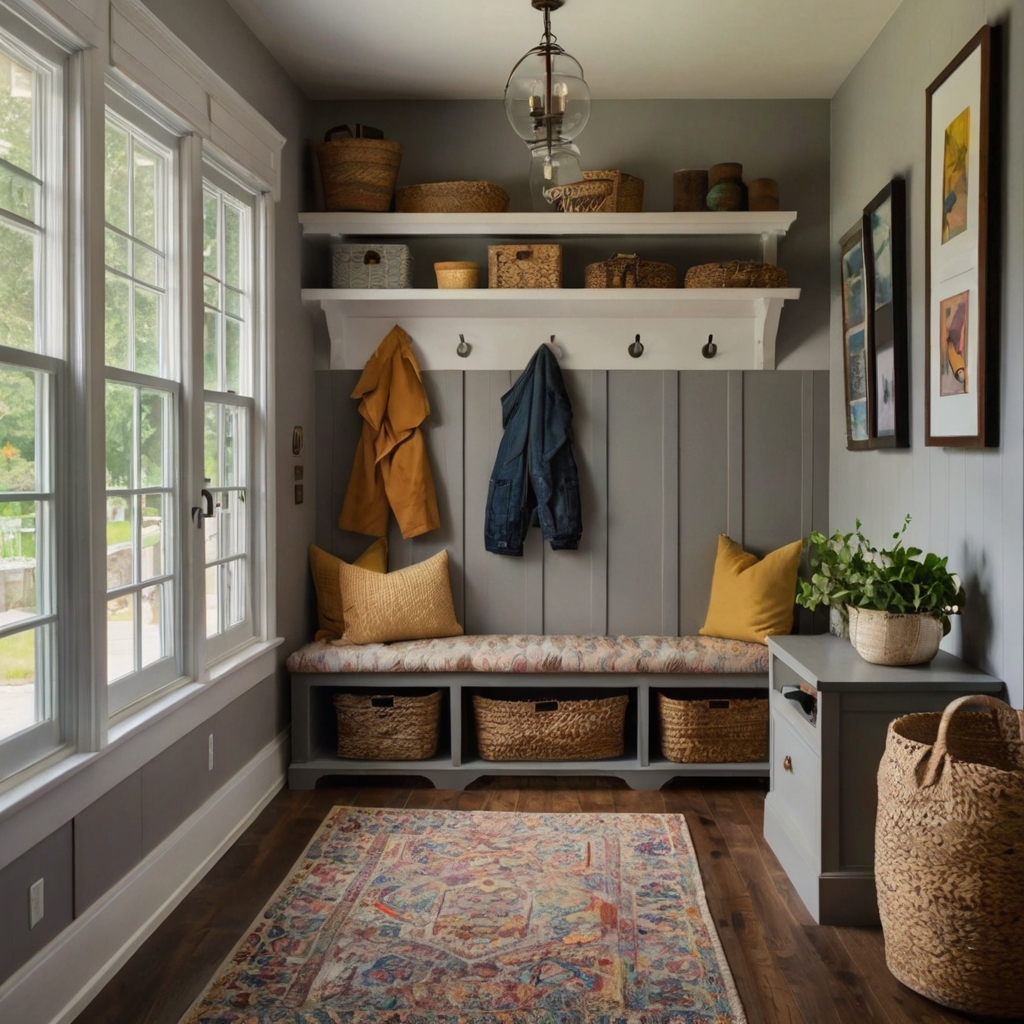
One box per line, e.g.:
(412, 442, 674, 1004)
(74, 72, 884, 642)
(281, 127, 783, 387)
(73, 777, 1014, 1024)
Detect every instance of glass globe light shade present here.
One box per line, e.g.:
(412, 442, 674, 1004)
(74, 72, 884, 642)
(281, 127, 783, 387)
(529, 140, 583, 211)
(504, 49, 591, 143)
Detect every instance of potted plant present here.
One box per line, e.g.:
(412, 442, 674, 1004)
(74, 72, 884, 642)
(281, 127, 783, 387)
(797, 516, 965, 665)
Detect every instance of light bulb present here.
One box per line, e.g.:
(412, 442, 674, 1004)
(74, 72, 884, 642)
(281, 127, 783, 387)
(551, 81, 568, 115)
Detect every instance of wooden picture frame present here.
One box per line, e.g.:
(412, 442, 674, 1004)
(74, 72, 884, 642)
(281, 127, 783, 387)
(925, 24, 998, 447)
(863, 179, 909, 448)
(840, 222, 872, 449)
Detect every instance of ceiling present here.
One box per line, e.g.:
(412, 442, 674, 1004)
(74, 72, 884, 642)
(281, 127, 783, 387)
(225, 0, 902, 101)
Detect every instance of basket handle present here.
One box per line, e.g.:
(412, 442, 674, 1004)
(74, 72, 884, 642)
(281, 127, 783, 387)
(921, 693, 1022, 787)
(371, 696, 395, 708)
(534, 700, 559, 712)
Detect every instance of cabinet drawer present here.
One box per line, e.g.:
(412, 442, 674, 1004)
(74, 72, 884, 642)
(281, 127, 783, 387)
(770, 707, 821, 867)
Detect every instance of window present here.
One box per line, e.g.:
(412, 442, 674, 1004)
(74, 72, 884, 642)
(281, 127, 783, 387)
(0, 22, 64, 778)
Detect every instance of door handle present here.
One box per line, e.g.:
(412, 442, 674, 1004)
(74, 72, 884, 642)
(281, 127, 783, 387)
(191, 488, 215, 528)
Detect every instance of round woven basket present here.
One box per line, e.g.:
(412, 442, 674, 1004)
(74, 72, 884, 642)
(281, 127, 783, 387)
(472, 693, 628, 761)
(582, 170, 645, 212)
(585, 254, 676, 288)
(434, 261, 480, 289)
(685, 261, 788, 288)
(847, 606, 943, 665)
(657, 692, 768, 763)
(876, 695, 1024, 1016)
(333, 691, 442, 760)
(543, 178, 613, 213)
(316, 137, 403, 212)
(396, 181, 509, 214)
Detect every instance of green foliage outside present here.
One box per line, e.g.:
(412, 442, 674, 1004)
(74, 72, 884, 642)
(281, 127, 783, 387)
(0, 629, 34, 683)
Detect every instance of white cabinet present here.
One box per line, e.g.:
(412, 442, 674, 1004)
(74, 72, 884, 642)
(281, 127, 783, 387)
(300, 211, 801, 371)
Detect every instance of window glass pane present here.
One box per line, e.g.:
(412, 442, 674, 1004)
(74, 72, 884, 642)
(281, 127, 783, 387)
(0, 364, 38, 492)
(0, 221, 35, 351)
(105, 496, 133, 588)
(204, 403, 219, 486)
(105, 228, 129, 274)
(133, 285, 160, 376)
(132, 142, 159, 247)
(104, 120, 129, 233)
(0, 627, 38, 740)
(0, 52, 34, 174)
(224, 559, 245, 628)
(104, 271, 130, 368)
(105, 381, 134, 488)
(224, 287, 242, 318)
(202, 191, 218, 277)
(216, 490, 246, 559)
(133, 243, 161, 287)
(225, 318, 241, 394)
(0, 499, 38, 617)
(0, 163, 36, 221)
(141, 493, 164, 580)
(107, 593, 135, 682)
(203, 278, 219, 310)
(139, 388, 166, 488)
(204, 310, 219, 391)
(223, 202, 241, 288)
(223, 405, 245, 488)
(140, 583, 166, 667)
(205, 564, 218, 637)
(204, 495, 218, 563)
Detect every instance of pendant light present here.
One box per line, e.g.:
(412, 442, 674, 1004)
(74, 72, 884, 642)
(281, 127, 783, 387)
(504, 0, 591, 210)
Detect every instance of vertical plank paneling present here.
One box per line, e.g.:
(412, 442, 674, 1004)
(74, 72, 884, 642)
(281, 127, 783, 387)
(812, 371, 830, 536)
(679, 372, 731, 635)
(661, 373, 680, 635)
(589, 372, 609, 634)
(313, 371, 334, 552)
(726, 371, 745, 544)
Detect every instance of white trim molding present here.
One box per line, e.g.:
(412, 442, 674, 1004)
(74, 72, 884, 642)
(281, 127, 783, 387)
(0, 730, 288, 1024)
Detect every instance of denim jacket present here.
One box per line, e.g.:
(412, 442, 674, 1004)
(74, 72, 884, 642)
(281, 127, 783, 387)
(485, 344, 582, 555)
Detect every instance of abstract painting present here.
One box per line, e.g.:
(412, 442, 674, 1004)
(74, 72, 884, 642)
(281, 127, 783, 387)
(942, 107, 970, 242)
(840, 223, 871, 449)
(939, 290, 969, 395)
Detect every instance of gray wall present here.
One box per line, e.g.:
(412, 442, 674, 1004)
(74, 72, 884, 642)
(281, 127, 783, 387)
(307, 99, 831, 370)
(830, 0, 1024, 705)
(317, 369, 829, 637)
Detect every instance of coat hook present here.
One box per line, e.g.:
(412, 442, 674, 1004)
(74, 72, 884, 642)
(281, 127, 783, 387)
(547, 334, 563, 359)
(628, 333, 644, 358)
(702, 333, 717, 359)
(457, 333, 471, 358)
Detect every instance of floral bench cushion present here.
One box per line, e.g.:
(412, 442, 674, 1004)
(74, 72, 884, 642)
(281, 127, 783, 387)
(286, 633, 768, 675)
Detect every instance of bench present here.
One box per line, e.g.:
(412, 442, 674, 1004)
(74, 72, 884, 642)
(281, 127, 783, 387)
(287, 633, 769, 790)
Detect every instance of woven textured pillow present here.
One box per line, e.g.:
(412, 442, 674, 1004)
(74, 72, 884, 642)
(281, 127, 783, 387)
(309, 538, 387, 640)
(699, 534, 802, 645)
(339, 549, 463, 645)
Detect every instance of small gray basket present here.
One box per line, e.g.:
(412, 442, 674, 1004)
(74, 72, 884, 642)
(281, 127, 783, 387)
(331, 242, 412, 288)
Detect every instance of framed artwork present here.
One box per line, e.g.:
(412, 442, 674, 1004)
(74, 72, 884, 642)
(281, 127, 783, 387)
(863, 179, 909, 448)
(840, 222, 871, 449)
(925, 25, 998, 446)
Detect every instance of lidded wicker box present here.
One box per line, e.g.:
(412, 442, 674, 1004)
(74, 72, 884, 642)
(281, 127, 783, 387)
(472, 693, 628, 761)
(488, 244, 562, 288)
(332, 242, 412, 288)
(333, 691, 442, 760)
(657, 691, 768, 763)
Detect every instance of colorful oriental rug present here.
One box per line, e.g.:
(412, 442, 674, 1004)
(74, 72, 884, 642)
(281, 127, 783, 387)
(180, 807, 745, 1024)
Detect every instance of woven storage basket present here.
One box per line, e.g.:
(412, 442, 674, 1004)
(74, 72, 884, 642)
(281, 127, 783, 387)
(585, 253, 676, 288)
(316, 137, 402, 212)
(472, 693, 628, 761)
(685, 261, 788, 288)
(582, 170, 644, 212)
(673, 169, 709, 212)
(657, 692, 768, 763)
(543, 178, 614, 213)
(331, 243, 412, 288)
(848, 606, 943, 665)
(434, 261, 479, 289)
(396, 181, 509, 213)
(748, 177, 780, 212)
(876, 695, 1024, 1017)
(488, 244, 562, 288)
(333, 691, 442, 760)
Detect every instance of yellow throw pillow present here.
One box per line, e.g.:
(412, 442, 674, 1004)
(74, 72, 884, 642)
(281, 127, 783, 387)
(699, 534, 802, 645)
(339, 549, 463, 645)
(309, 537, 387, 640)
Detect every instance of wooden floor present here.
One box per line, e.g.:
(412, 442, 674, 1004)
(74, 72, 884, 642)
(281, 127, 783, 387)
(74, 776, 1014, 1024)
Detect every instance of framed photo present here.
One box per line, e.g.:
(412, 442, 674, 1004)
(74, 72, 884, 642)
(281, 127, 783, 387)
(840, 223, 871, 449)
(925, 25, 998, 446)
(863, 179, 909, 448)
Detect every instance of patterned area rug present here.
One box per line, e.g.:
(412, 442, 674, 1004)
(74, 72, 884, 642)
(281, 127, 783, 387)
(180, 807, 745, 1024)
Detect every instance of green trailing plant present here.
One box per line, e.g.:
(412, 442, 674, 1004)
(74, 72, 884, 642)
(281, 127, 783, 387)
(797, 516, 965, 634)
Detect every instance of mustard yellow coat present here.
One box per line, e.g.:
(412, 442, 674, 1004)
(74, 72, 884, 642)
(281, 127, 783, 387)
(339, 325, 440, 539)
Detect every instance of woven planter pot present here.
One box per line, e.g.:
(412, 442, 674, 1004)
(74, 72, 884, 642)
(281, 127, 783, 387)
(434, 261, 480, 289)
(396, 181, 509, 213)
(685, 260, 788, 288)
(333, 691, 442, 760)
(876, 695, 1024, 1016)
(316, 137, 402, 212)
(847, 606, 943, 665)
(657, 692, 768, 763)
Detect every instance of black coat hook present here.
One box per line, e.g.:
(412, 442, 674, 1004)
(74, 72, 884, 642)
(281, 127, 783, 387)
(457, 333, 471, 358)
(702, 334, 717, 359)
(628, 333, 644, 358)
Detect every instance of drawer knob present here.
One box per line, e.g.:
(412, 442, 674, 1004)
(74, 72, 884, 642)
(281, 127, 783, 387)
(783, 755, 793, 772)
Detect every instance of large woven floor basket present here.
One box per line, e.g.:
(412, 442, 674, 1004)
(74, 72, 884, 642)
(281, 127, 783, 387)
(657, 692, 768, 763)
(334, 691, 442, 760)
(875, 695, 1024, 1017)
(472, 693, 628, 761)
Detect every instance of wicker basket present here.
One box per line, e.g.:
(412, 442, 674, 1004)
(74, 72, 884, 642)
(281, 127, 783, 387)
(543, 178, 613, 213)
(748, 177, 780, 211)
(673, 169, 709, 212)
(657, 692, 768, 763)
(434, 261, 480, 289)
(685, 261, 788, 288)
(709, 162, 743, 187)
(333, 691, 442, 760)
(585, 253, 676, 288)
(396, 181, 510, 213)
(876, 695, 1024, 1016)
(488, 244, 562, 288)
(332, 243, 412, 288)
(582, 170, 644, 212)
(316, 137, 402, 212)
(472, 693, 628, 761)
(847, 606, 943, 665)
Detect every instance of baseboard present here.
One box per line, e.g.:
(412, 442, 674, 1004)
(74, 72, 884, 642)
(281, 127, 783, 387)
(0, 729, 289, 1024)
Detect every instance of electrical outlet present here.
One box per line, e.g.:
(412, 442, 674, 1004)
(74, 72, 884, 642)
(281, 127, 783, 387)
(208, 733, 214, 771)
(29, 878, 44, 929)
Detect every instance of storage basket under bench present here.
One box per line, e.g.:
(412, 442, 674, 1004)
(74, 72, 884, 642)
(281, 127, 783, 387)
(286, 633, 770, 790)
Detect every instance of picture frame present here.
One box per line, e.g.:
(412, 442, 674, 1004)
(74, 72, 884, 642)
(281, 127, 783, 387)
(839, 222, 872, 450)
(863, 179, 909, 448)
(925, 24, 998, 447)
